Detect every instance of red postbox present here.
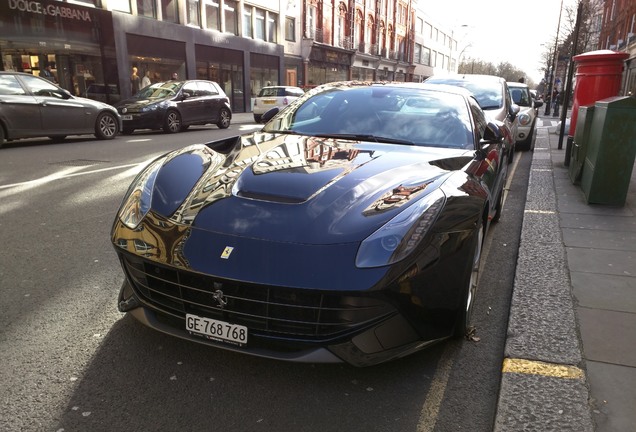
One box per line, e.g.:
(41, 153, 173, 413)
(569, 49, 629, 137)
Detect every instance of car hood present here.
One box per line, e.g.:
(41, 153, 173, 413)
(72, 95, 118, 111)
(116, 96, 169, 109)
(142, 133, 473, 245)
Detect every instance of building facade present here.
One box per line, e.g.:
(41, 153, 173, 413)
(598, 0, 636, 96)
(1, 0, 462, 111)
(0, 0, 300, 111)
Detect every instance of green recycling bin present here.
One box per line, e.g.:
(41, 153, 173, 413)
(581, 96, 636, 206)
(569, 104, 595, 184)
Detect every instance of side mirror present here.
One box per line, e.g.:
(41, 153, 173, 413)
(182, 91, 192, 99)
(533, 100, 544, 109)
(481, 121, 503, 144)
(508, 103, 520, 121)
(261, 107, 280, 123)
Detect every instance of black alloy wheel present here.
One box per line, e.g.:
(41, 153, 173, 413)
(454, 219, 484, 338)
(163, 110, 182, 133)
(217, 108, 231, 129)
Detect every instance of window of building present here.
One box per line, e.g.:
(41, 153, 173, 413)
(243, 7, 252, 38)
(416, 17, 423, 35)
(422, 47, 430, 66)
(267, 13, 278, 43)
(224, 0, 238, 35)
(187, 0, 200, 26)
(285, 17, 295, 41)
(425, 22, 432, 39)
(162, 0, 178, 23)
(110, 0, 131, 13)
(306, 5, 316, 38)
(254, 9, 265, 40)
(205, 0, 219, 30)
(414, 43, 421, 63)
(137, 0, 156, 18)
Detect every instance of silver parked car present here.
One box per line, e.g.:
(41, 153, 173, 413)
(0, 71, 121, 148)
(508, 81, 543, 151)
(425, 74, 520, 162)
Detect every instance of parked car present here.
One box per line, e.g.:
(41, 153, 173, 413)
(252, 85, 304, 123)
(115, 80, 231, 134)
(0, 71, 121, 148)
(111, 81, 509, 366)
(508, 81, 543, 151)
(425, 74, 519, 162)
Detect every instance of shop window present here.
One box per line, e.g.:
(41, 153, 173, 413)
(285, 17, 295, 42)
(162, 0, 178, 23)
(267, 13, 277, 43)
(187, 0, 200, 26)
(137, 0, 156, 18)
(243, 7, 252, 38)
(224, 0, 238, 35)
(205, 0, 220, 30)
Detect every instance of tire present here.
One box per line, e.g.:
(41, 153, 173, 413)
(95, 112, 119, 140)
(0, 126, 5, 149)
(217, 108, 231, 129)
(507, 142, 515, 164)
(454, 219, 484, 338)
(253, 114, 262, 123)
(163, 110, 181, 133)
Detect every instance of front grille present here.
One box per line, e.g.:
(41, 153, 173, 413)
(122, 254, 395, 340)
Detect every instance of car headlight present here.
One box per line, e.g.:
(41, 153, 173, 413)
(356, 189, 446, 268)
(518, 113, 531, 126)
(117, 157, 165, 229)
(141, 102, 165, 112)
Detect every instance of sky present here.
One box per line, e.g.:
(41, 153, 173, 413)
(424, 0, 578, 83)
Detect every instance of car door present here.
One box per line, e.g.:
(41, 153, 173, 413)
(20, 74, 88, 134)
(178, 81, 203, 124)
(197, 81, 221, 123)
(0, 74, 42, 139)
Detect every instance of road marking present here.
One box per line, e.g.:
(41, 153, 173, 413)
(525, 209, 556, 214)
(417, 345, 456, 432)
(0, 162, 143, 190)
(502, 358, 584, 379)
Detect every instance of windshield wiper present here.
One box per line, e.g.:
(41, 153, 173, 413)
(313, 133, 414, 145)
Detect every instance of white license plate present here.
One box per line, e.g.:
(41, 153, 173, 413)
(121, 114, 133, 120)
(186, 313, 248, 345)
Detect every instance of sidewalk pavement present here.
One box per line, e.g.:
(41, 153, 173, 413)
(494, 114, 636, 431)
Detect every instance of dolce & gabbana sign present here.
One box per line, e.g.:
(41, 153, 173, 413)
(7, 0, 92, 22)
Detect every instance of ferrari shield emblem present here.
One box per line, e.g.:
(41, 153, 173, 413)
(221, 246, 234, 259)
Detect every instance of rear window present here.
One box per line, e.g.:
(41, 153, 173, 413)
(258, 87, 282, 97)
(285, 88, 304, 97)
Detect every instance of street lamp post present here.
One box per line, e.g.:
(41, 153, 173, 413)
(545, 0, 564, 116)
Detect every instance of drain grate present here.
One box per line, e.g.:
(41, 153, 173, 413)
(52, 159, 111, 167)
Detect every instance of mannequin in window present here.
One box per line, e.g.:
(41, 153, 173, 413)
(131, 67, 141, 94)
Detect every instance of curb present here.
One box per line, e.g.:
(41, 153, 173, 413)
(493, 126, 594, 431)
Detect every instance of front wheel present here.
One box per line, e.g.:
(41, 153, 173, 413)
(95, 112, 119, 140)
(217, 108, 231, 129)
(163, 110, 181, 133)
(454, 219, 484, 338)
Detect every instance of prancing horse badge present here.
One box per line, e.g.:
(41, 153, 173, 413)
(221, 246, 234, 259)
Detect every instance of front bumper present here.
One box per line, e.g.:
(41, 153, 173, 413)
(117, 278, 444, 367)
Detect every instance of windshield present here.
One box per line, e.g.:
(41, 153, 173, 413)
(134, 81, 181, 99)
(263, 85, 474, 149)
(427, 78, 503, 110)
(509, 87, 531, 107)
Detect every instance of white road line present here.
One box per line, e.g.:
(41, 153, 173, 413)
(0, 162, 144, 190)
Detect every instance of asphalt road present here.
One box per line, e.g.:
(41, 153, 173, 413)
(0, 125, 531, 432)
